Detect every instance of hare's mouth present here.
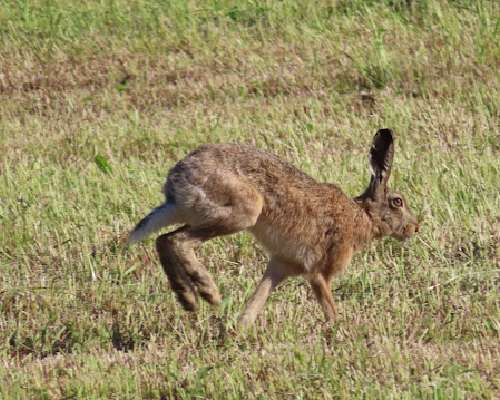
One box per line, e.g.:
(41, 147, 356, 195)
(392, 224, 419, 241)
(402, 224, 419, 238)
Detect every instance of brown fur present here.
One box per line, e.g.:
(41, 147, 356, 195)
(129, 129, 420, 327)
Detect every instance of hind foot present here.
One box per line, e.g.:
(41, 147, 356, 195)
(156, 233, 199, 311)
(198, 286, 222, 305)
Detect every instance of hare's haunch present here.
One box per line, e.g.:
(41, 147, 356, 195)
(129, 129, 419, 327)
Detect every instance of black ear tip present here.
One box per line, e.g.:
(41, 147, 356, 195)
(374, 128, 394, 148)
(376, 128, 394, 142)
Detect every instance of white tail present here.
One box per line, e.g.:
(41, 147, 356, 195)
(128, 203, 178, 244)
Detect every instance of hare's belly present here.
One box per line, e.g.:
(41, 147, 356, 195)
(249, 222, 319, 271)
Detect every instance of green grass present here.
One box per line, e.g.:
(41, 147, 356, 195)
(0, 0, 499, 398)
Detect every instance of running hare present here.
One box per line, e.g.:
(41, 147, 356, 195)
(128, 128, 419, 326)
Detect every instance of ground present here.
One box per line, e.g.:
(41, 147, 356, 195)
(0, 1, 498, 398)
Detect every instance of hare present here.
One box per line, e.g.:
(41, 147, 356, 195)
(128, 128, 419, 327)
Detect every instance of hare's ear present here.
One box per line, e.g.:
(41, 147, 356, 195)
(365, 128, 394, 200)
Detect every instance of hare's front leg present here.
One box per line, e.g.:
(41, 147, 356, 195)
(309, 245, 353, 322)
(309, 273, 337, 321)
(238, 258, 297, 328)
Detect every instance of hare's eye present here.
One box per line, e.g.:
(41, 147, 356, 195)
(391, 197, 403, 208)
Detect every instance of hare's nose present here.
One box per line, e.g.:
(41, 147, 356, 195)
(414, 224, 420, 233)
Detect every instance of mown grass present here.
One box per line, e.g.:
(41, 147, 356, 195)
(0, 0, 499, 398)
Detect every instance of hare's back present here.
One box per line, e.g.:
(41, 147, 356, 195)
(169, 144, 316, 189)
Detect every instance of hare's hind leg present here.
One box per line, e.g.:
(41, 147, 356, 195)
(156, 227, 221, 311)
(157, 178, 264, 311)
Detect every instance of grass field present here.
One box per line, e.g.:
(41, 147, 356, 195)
(0, 0, 499, 398)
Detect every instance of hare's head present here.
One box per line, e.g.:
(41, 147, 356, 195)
(355, 129, 420, 241)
